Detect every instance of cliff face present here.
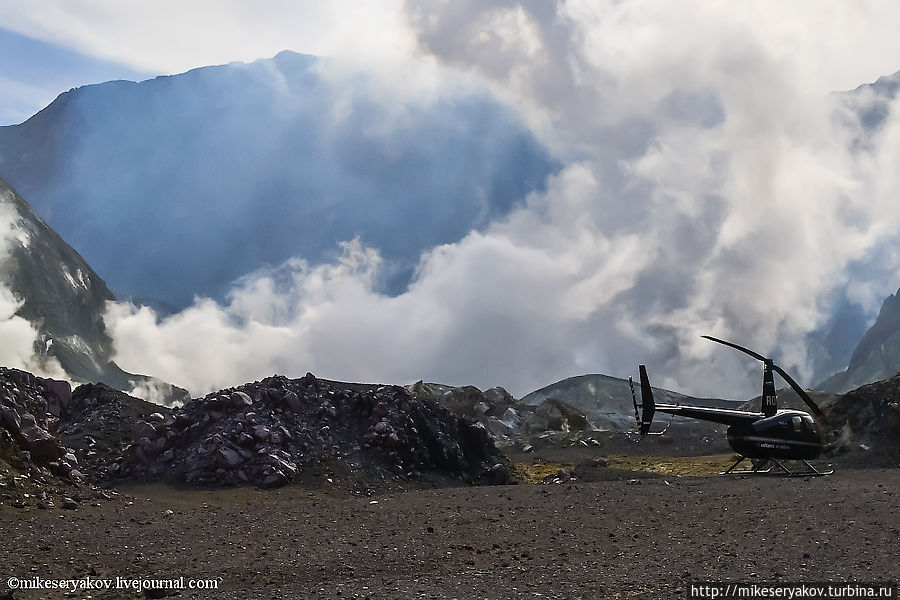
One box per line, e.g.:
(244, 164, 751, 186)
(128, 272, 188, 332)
(0, 175, 127, 385)
(0, 176, 186, 403)
(819, 288, 900, 393)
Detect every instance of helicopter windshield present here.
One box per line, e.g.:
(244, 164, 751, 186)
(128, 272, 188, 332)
(802, 414, 818, 436)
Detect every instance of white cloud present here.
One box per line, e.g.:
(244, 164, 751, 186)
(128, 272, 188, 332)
(50, 1, 900, 399)
(397, 1, 900, 391)
(0, 0, 417, 76)
(104, 181, 653, 398)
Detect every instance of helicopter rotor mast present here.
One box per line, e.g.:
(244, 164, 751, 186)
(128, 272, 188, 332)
(700, 335, 825, 419)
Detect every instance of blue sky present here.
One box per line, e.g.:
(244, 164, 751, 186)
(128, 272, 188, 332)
(0, 0, 415, 124)
(0, 27, 149, 124)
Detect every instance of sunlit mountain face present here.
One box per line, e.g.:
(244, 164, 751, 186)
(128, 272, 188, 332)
(0, 50, 558, 308)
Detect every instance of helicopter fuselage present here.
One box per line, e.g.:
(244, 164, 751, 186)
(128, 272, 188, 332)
(725, 409, 822, 460)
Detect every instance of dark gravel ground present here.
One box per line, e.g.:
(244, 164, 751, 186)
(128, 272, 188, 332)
(1, 467, 897, 599)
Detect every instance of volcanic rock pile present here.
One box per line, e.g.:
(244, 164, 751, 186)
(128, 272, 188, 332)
(407, 381, 592, 445)
(58, 382, 172, 480)
(825, 373, 900, 465)
(80, 373, 508, 488)
(0, 367, 79, 481)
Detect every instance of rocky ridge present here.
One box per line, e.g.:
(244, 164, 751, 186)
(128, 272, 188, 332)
(820, 287, 900, 393)
(521, 373, 741, 431)
(0, 176, 188, 403)
(824, 373, 900, 465)
(0, 367, 105, 510)
(407, 381, 591, 446)
(0, 367, 76, 477)
(60, 373, 509, 490)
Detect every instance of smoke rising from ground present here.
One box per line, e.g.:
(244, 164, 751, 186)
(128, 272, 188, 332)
(100, 3, 900, 399)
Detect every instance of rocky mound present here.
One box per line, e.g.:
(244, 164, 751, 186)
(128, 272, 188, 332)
(407, 381, 591, 445)
(824, 374, 900, 465)
(90, 373, 508, 489)
(58, 382, 172, 480)
(0, 367, 107, 510)
(0, 367, 78, 478)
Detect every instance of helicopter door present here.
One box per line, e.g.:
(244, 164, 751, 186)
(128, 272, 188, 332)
(801, 414, 819, 439)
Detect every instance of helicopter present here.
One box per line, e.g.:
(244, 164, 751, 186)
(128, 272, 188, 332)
(631, 335, 833, 476)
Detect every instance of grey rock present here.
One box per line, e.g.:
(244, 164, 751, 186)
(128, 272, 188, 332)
(262, 470, 288, 488)
(231, 391, 253, 408)
(19, 425, 60, 461)
(215, 447, 244, 468)
(1, 404, 21, 433)
(131, 420, 157, 443)
(253, 425, 270, 441)
(283, 391, 302, 412)
(41, 378, 72, 417)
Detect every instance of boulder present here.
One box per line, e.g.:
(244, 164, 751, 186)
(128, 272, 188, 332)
(283, 391, 302, 412)
(18, 424, 61, 461)
(231, 391, 253, 408)
(41, 378, 71, 417)
(131, 420, 157, 443)
(530, 398, 590, 432)
(1, 404, 21, 433)
(215, 447, 244, 468)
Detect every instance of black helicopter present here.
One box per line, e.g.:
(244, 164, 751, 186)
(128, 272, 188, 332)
(632, 335, 832, 476)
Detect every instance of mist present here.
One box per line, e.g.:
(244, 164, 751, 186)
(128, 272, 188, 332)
(95, 3, 900, 399)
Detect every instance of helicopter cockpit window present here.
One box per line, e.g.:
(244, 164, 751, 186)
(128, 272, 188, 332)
(791, 416, 802, 433)
(801, 414, 817, 434)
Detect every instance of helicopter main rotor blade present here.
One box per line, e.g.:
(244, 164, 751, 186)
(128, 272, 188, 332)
(701, 335, 769, 363)
(703, 334, 826, 419)
(770, 363, 825, 419)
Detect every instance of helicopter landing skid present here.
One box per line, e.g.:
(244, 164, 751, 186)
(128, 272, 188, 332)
(720, 456, 833, 477)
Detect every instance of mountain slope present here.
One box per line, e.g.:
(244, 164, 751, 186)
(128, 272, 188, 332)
(0, 50, 557, 307)
(819, 287, 900, 393)
(521, 373, 742, 430)
(0, 176, 184, 401)
(0, 175, 122, 382)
